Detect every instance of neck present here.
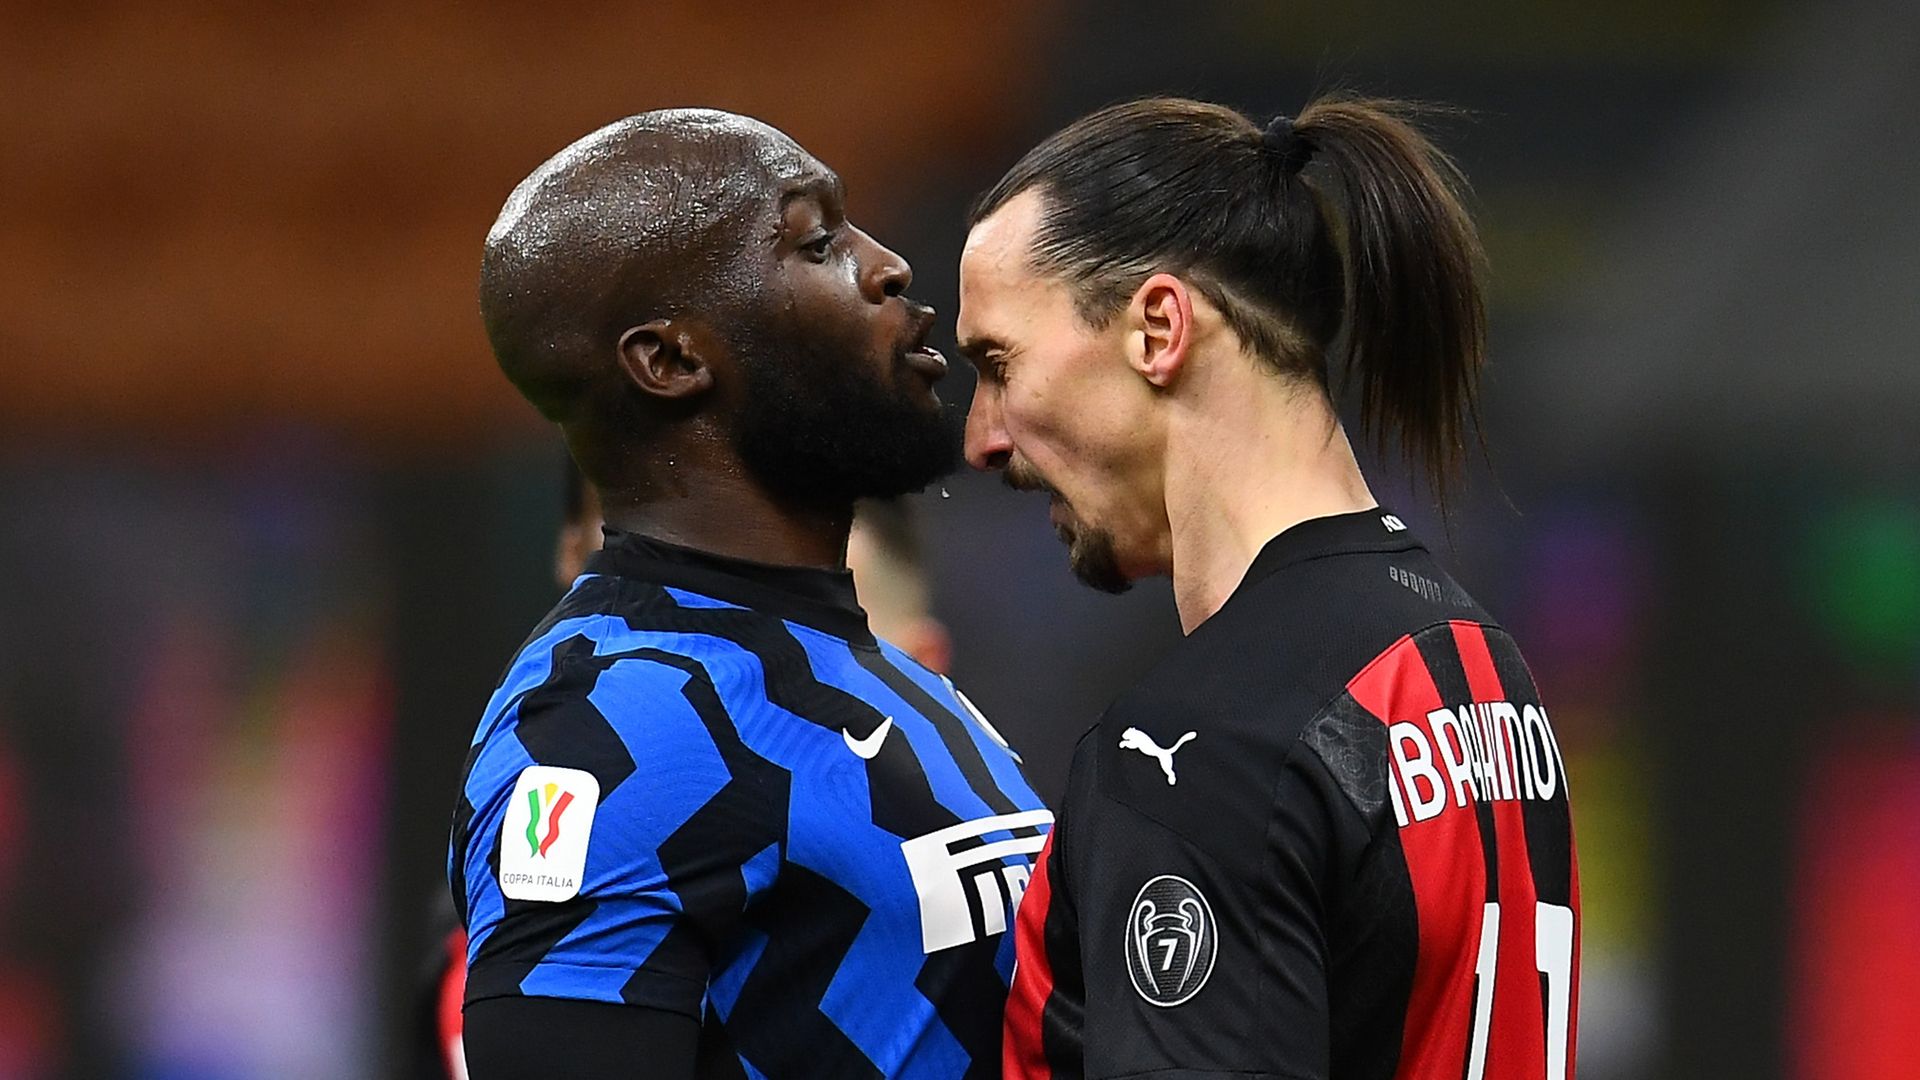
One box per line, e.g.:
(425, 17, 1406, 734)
(596, 445, 852, 571)
(1162, 362, 1375, 634)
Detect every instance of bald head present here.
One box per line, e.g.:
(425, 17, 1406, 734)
(480, 109, 818, 421)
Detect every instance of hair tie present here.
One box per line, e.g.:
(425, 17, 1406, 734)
(1261, 115, 1315, 176)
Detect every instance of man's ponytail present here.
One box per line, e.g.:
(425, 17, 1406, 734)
(1293, 96, 1488, 502)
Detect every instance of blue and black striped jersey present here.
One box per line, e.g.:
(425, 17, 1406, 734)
(452, 530, 1051, 1078)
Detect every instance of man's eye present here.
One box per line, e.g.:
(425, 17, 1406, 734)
(988, 357, 1010, 384)
(803, 233, 836, 260)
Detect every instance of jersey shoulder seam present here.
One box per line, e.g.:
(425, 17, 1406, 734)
(1279, 616, 1484, 839)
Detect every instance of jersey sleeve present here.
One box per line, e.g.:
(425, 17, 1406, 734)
(1070, 719, 1356, 1079)
(457, 644, 784, 1018)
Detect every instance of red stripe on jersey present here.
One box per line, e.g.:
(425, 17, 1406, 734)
(1449, 621, 1501, 699)
(1004, 830, 1059, 1080)
(1451, 621, 1580, 1080)
(1453, 622, 1547, 1080)
(438, 927, 468, 1079)
(1346, 635, 1484, 1080)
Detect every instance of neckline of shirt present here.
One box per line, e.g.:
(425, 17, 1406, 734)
(1235, 506, 1426, 594)
(586, 528, 873, 643)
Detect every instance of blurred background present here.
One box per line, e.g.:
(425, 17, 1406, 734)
(3, 0, 1917, 1076)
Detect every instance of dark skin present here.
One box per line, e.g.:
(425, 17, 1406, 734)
(491, 115, 945, 572)
(468, 110, 949, 1080)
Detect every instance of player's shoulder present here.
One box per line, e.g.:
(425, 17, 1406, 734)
(1082, 513, 1501, 868)
(473, 574, 777, 751)
(1105, 519, 1491, 742)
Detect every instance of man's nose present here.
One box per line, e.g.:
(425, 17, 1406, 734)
(964, 384, 1012, 471)
(858, 229, 912, 303)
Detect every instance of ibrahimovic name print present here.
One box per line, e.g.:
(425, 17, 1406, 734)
(1384, 698, 1567, 827)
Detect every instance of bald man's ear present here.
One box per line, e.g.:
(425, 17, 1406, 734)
(617, 319, 717, 400)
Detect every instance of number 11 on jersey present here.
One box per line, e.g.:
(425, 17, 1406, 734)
(1465, 901, 1575, 1080)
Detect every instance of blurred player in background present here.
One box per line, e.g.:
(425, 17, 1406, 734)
(452, 109, 1046, 1079)
(960, 96, 1579, 1080)
(419, 460, 956, 1079)
(552, 451, 603, 586)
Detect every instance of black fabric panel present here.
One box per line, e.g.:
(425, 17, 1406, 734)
(464, 897, 599, 1003)
(694, 1000, 751, 1080)
(1302, 694, 1395, 828)
(463, 995, 700, 1080)
(1041, 736, 1092, 1080)
(1328, 823, 1418, 1080)
(917, 939, 1013, 1080)
(1413, 628, 1500, 904)
(509, 633, 640, 797)
(584, 646, 789, 1011)
(725, 863, 883, 1079)
(1303, 715, 1416, 1080)
(1482, 628, 1575, 908)
(449, 788, 476, 931)
(622, 589, 968, 846)
(853, 647, 1022, 817)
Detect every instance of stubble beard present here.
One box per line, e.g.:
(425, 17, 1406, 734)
(1004, 459, 1132, 594)
(731, 329, 959, 513)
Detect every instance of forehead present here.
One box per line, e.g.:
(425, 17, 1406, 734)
(622, 111, 837, 222)
(727, 125, 840, 223)
(957, 191, 1048, 335)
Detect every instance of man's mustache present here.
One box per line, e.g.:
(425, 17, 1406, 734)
(1003, 459, 1056, 497)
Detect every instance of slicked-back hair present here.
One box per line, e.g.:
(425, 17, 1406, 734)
(970, 94, 1487, 505)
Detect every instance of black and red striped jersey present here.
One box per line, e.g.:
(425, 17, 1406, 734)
(1005, 509, 1580, 1080)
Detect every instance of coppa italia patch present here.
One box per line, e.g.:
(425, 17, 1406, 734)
(499, 765, 600, 902)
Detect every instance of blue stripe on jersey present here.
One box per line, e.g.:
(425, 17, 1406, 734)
(460, 726, 535, 943)
(580, 657, 730, 896)
(700, 840, 779, 1018)
(467, 614, 612, 748)
(708, 926, 770, 1019)
(878, 638, 1035, 822)
(664, 585, 744, 611)
(741, 838, 781, 896)
(788, 626, 1006, 828)
(463, 653, 733, 981)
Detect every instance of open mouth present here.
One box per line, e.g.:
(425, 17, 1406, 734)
(899, 307, 948, 381)
(902, 344, 948, 381)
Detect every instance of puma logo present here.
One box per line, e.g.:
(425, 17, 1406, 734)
(843, 716, 895, 760)
(1118, 727, 1197, 786)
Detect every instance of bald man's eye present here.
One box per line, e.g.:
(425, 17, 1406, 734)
(802, 231, 837, 262)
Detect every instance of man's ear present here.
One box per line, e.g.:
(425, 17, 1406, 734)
(1125, 273, 1193, 388)
(616, 319, 718, 400)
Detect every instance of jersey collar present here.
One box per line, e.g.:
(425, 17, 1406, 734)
(1237, 507, 1426, 591)
(587, 529, 872, 642)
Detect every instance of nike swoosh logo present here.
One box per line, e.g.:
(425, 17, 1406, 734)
(843, 716, 895, 760)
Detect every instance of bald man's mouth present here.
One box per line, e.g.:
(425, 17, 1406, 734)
(899, 303, 948, 383)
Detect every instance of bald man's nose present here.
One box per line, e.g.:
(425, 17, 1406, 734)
(857, 230, 912, 302)
(964, 385, 1012, 471)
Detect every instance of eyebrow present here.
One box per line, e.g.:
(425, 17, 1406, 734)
(779, 172, 845, 211)
(955, 335, 1009, 366)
